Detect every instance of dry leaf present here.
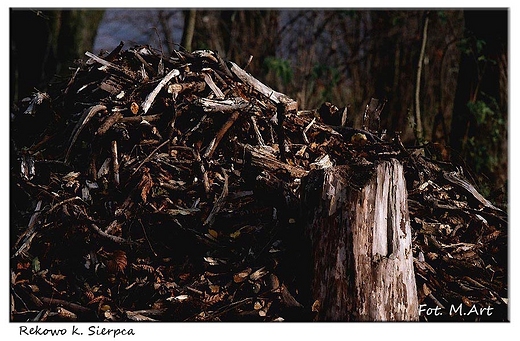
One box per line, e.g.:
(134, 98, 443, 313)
(138, 167, 154, 203)
(311, 300, 320, 313)
(130, 102, 139, 114)
(233, 268, 252, 283)
(17, 262, 30, 270)
(203, 292, 226, 306)
(208, 284, 220, 294)
(461, 296, 474, 308)
(104, 250, 127, 274)
(113, 250, 128, 273)
(269, 274, 280, 291)
(422, 283, 431, 296)
(87, 296, 105, 306)
(229, 230, 241, 239)
(178, 273, 190, 280)
(208, 229, 218, 238)
(250, 267, 268, 281)
(50, 273, 66, 282)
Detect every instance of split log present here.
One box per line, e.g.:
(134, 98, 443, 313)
(303, 159, 418, 321)
(229, 61, 297, 112)
(242, 143, 308, 179)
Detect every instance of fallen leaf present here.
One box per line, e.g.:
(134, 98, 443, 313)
(233, 268, 252, 283)
(423, 283, 431, 296)
(208, 229, 218, 238)
(130, 102, 139, 114)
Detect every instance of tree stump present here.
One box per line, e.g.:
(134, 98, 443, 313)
(303, 159, 418, 321)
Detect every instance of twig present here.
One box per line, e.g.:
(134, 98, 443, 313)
(120, 113, 162, 124)
(40, 297, 93, 316)
(57, 307, 78, 321)
(111, 140, 120, 186)
(340, 106, 348, 127)
(276, 103, 287, 162)
(65, 104, 107, 163)
(194, 297, 252, 321)
(203, 72, 225, 99)
(48, 196, 85, 214)
(12, 288, 30, 311)
(192, 148, 211, 194)
(243, 55, 254, 70)
(187, 287, 204, 295)
(171, 218, 218, 247)
(168, 81, 206, 100)
(427, 293, 445, 310)
(131, 49, 155, 75)
(89, 223, 136, 245)
(85, 51, 135, 80)
(12, 201, 47, 258)
(131, 139, 170, 177)
(251, 116, 266, 147)
(203, 169, 229, 228)
(13, 200, 42, 250)
(141, 68, 180, 115)
(242, 143, 308, 178)
(197, 97, 251, 113)
(303, 117, 316, 144)
(214, 51, 234, 79)
(203, 111, 240, 159)
(443, 169, 505, 213)
(138, 218, 157, 257)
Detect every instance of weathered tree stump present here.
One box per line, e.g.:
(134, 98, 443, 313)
(303, 159, 418, 321)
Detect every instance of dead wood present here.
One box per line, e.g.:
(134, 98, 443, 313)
(10, 43, 507, 322)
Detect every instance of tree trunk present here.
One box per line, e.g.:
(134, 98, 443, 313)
(450, 9, 508, 203)
(303, 159, 418, 321)
(10, 9, 104, 103)
(181, 9, 197, 52)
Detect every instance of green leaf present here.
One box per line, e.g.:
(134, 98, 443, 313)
(263, 56, 293, 85)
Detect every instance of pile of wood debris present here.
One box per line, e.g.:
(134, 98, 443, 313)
(10, 43, 508, 322)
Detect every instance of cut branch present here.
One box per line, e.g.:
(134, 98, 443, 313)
(229, 61, 298, 112)
(141, 68, 180, 114)
(204, 111, 241, 159)
(65, 104, 107, 163)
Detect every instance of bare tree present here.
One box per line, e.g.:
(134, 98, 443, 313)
(450, 9, 508, 202)
(93, 9, 184, 55)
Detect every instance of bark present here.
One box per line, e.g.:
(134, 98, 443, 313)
(303, 159, 418, 321)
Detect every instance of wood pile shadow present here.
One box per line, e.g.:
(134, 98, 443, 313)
(10, 43, 508, 322)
